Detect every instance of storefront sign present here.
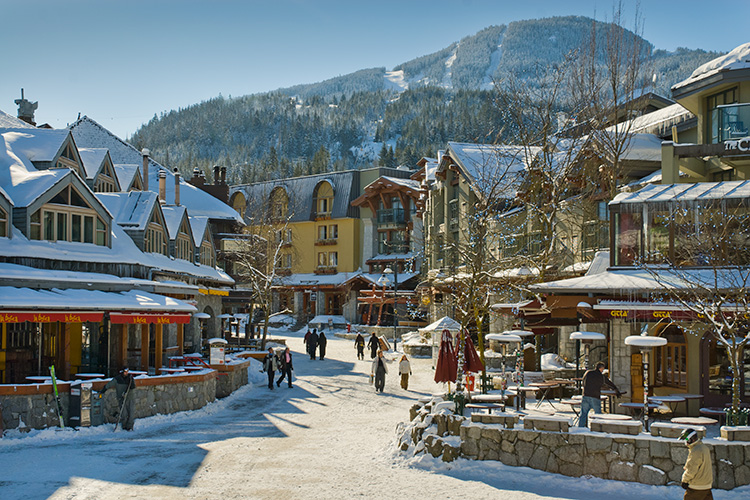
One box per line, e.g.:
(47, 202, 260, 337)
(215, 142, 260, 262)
(724, 137, 750, 152)
(602, 308, 702, 322)
(109, 313, 192, 324)
(0, 311, 103, 323)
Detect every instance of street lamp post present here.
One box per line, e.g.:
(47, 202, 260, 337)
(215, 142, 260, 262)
(381, 266, 398, 352)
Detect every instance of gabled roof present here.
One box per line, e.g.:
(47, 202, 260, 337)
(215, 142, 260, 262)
(77, 148, 109, 180)
(161, 205, 191, 241)
(673, 42, 750, 92)
(97, 191, 160, 230)
(189, 216, 211, 247)
(113, 163, 141, 191)
(615, 103, 695, 137)
(69, 116, 242, 223)
(1, 128, 73, 163)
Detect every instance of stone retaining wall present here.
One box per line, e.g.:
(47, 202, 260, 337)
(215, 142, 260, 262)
(402, 401, 750, 490)
(213, 360, 251, 398)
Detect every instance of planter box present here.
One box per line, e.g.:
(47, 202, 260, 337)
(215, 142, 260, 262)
(720, 425, 750, 441)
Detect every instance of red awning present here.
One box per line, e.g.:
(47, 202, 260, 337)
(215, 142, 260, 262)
(109, 313, 192, 324)
(0, 311, 104, 323)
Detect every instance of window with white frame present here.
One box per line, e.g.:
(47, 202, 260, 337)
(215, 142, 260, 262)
(0, 207, 6, 238)
(200, 240, 215, 267)
(30, 186, 108, 246)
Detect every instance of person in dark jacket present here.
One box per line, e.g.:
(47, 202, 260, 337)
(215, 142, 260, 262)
(579, 361, 622, 428)
(367, 332, 379, 359)
(318, 331, 327, 360)
(262, 347, 280, 390)
(354, 333, 365, 360)
(276, 346, 294, 388)
(307, 329, 319, 360)
(104, 367, 137, 431)
(371, 349, 388, 393)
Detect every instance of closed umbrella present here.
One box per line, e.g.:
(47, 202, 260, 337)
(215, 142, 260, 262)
(463, 334, 484, 374)
(434, 329, 458, 384)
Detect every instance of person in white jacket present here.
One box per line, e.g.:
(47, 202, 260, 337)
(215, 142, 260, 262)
(398, 355, 412, 390)
(371, 350, 388, 393)
(680, 428, 713, 499)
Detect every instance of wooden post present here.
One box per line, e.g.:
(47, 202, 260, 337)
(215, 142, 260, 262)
(155, 324, 163, 373)
(140, 324, 149, 372)
(61, 323, 71, 380)
(1, 323, 6, 383)
(119, 324, 128, 369)
(177, 323, 184, 356)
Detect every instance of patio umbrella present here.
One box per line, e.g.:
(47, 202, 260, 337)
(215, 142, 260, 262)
(462, 334, 484, 374)
(434, 329, 458, 383)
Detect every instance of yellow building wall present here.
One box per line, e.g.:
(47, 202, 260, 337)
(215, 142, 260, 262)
(289, 218, 361, 273)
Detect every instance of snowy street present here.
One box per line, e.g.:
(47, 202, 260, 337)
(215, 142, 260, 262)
(0, 327, 745, 499)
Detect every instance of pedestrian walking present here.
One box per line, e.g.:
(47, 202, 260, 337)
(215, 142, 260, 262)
(354, 333, 365, 360)
(262, 347, 280, 390)
(680, 428, 714, 499)
(104, 367, 137, 431)
(398, 354, 412, 390)
(303, 328, 311, 348)
(318, 331, 327, 360)
(578, 361, 622, 428)
(276, 346, 294, 388)
(371, 349, 388, 393)
(308, 328, 319, 360)
(367, 332, 379, 359)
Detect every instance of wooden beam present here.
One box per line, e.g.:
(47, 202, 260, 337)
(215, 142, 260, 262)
(119, 324, 128, 369)
(140, 324, 149, 372)
(177, 324, 184, 356)
(155, 324, 163, 373)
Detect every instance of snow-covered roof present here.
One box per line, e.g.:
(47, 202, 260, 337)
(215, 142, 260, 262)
(189, 216, 210, 247)
(595, 132, 663, 163)
(0, 286, 196, 313)
(1, 128, 71, 163)
(611, 180, 750, 206)
(114, 163, 140, 190)
(69, 116, 242, 223)
(418, 316, 461, 333)
(0, 110, 34, 129)
(530, 266, 750, 295)
(378, 176, 421, 190)
(279, 272, 365, 287)
(77, 147, 109, 180)
(674, 42, 750, 91)
(0, 135, 71, 207)
(98, 191, 158, 230)
(161, 205, 188, 240)
(445, 142, 537, 192)
(615, 103, 694, 136)
(359, 272, 419, 288)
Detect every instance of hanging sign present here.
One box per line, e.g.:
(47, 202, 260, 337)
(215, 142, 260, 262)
(0, 311, 103, 323)
(109, 313, 192, 324)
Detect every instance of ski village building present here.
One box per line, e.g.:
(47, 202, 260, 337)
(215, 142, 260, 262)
(0, 100, 246, 430)
(228, 166, 426, 333)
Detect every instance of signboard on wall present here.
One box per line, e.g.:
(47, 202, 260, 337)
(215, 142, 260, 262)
(109, 313, 192, 324)
(0, 311, 103, 323)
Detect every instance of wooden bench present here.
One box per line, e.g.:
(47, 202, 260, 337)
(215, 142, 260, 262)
(650, 422, 705, 439)
(720, 425, 750, 441)
(470, 413, 519, 428)
(590, 419, 643, 435)
(523, 415, 572, 432)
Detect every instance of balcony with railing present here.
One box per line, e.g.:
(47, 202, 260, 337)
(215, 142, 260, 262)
(377, 208, 405, 226)
(378, 241, 410, 255)
(715, 103, 750, 143)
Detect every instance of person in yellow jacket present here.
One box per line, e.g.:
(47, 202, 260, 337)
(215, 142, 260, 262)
(679, 428, 713, 500)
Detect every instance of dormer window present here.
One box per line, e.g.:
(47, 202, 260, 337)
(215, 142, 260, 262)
(0, 207, 7, 238)
(145, 213, 167, 255)
(313, 181, 334, 219)
(200, 240, 215, 267)
(30, 186, 108, 246)
(175, 220, 193, 261)
(55, 143, 81, 172)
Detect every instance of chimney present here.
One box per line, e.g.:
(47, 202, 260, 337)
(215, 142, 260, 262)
(174, 168, 181, 206)
(158, 170, 166, 204)
(213, 165, 220, 185)
(142, 149, 150, 191)
(220, 166, 227, 185)
(14, 88, 38, 126)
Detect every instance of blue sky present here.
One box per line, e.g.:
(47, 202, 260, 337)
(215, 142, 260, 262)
(1, 0, 748, 139)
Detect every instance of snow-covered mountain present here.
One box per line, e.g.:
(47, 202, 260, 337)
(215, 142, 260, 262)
(130, 16, 720, 184)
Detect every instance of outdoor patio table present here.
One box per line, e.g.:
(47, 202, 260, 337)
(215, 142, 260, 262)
(619, 402, 660, 420)
(465, 403, 503, 414)
(25, 376, 52, 383)
(649, 395, 686, 415)
(183, 366, 206, 372)
(514, 386, 539, 410)
(671, 416, 718, 426)
(700, 407, 727, 424)
(74, 373, 105, 380)
(159, 367, 185, 374)
(560, 398, 581, 416)
(129, 370, 147, 376)
(530, 382, 561, 409)
(671, 393, 704, 416)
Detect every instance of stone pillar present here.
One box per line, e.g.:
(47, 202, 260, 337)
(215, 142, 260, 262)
(363, 217, 376, 261)
(343, 289, 358, 324)
(294, 291, 304, 325)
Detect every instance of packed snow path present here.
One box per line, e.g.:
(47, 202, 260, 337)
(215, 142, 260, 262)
(0, 328, 744, 499)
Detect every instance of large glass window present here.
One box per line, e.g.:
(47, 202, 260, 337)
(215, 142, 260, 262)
(655, 325, 687, 389)
(707, 87, 738, 143)
(645, 208, 671, 264)
(614, 210, 642, 266)
(32, 186, 107, 246)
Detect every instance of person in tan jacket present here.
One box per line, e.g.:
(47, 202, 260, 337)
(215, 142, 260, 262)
(680, 428, 713, 500)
